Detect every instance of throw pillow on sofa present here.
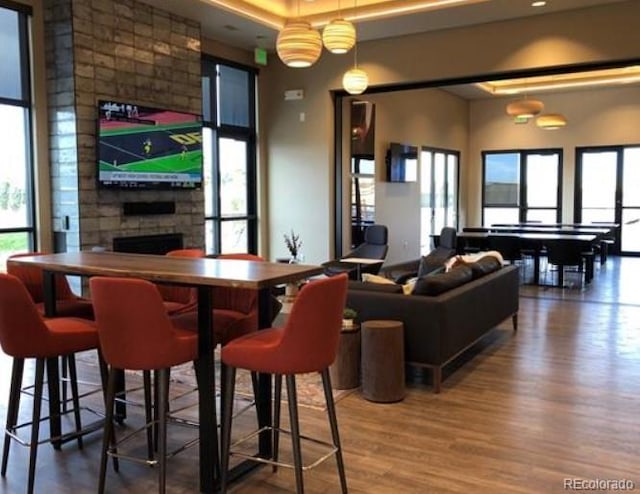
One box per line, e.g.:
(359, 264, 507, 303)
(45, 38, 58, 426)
(412, 264, 473, 296)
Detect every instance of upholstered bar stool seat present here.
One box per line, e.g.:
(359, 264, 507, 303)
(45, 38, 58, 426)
(220, 274, 350, 494)
(7, 252, 94, 319)
(0, 274, 101, 494)
(156, 248, 205, 315)
(90, 276, 201, 494)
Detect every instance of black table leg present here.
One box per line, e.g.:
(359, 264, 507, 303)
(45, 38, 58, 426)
(256, 288, 273, 459)
(197, 286, 218, 493)
(42, 272, 63, 449)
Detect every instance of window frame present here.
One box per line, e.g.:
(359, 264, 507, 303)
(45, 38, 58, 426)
(481, 148, 563, 224)
(0, 1, 37, 255)
(201, 56, 258, 254)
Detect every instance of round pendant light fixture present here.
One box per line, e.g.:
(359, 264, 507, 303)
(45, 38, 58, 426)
(536, 113, 568, 129)
(322, 18, 356, 54)
(343, 67, 369, 95)
(276, 20, 322, 68)
(505, 98, 544, 118)
(342, 0, 368, 95)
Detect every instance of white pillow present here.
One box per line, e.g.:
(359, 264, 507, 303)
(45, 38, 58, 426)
(402, 277, 418, 295)
(361, 273, 396, 285)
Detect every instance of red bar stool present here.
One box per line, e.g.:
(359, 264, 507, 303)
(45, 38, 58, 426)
(156, 248, 205, 315)
(0, 273, 100, 494)
(90, 276, 200, 494)
(170, 253, 268, 421)
(219, 274, 349, 494)
(7, 252, 98, 413)
(7, 252, 94, 319)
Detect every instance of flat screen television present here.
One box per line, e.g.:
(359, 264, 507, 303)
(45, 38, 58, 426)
(97, 100, 203, 189)
(386, 142, 418, 182)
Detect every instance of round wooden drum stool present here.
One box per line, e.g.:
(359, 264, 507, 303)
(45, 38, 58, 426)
(361, 320, 405, 403)
(329, 324, 361, 390)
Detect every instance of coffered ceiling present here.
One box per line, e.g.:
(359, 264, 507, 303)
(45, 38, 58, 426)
(141, 0, 628, 51)
(139, 0, 636, 98)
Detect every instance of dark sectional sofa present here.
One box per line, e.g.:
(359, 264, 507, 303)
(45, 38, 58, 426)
(346, 263, 520, 392)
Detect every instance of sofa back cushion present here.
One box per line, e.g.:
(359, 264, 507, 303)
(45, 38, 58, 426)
(412, 264, 473, 296)
(468, 256, 502, 279)
(417, 252, 450, 277)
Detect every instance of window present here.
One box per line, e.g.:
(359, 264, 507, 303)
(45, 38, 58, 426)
(202, 58, 258, 254)
(0, 3, 35, 267)
(482, 149, 562, 225)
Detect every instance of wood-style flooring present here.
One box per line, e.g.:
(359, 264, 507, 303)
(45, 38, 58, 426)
(1, 257, 639, 493)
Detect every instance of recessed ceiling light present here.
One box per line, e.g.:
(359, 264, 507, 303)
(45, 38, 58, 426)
(531, 1, 547, 6)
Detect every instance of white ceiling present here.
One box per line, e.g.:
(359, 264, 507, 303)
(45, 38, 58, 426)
(140, 0, 627, 51)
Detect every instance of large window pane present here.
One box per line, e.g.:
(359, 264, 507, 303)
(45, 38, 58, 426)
(621, 209, 640, 252)
(219, 137, 247, 216)
(0, 8, 23, 100)
(484, 153, 519, 205)
(622, 147, 640, 208)
(526, 154, 558, 207)
(433, 152, 446, 233)
(221, 220, 248, 252)
(0, 231, 30, 267)
(0, 104, 30, 228)
(526, 209, 557, 223)
(218, 65, 249, 127)
(582, 151, 617, 209)
(446, 154, 458, 227)
(203, 127, 214, 217)
(484, 208, 519, 226)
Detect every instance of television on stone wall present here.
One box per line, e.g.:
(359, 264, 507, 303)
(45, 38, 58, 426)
(96, 100, 203, 190)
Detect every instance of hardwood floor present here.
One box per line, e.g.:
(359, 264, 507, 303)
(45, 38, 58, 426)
(1, 257, 639, 493)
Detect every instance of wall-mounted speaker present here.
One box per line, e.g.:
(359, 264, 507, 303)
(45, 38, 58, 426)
(123, 201, 175, 216)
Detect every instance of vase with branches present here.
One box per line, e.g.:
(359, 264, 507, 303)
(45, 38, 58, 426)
(284, 230, 303, 263)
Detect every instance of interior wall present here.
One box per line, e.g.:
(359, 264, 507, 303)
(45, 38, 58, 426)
(263, 0, 640, 264)
(468, 86, 640, 225)
(342, 88, 469, 265)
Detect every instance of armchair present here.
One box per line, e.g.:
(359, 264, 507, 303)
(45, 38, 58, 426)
(322, 224, 389, 280)
(380, 226, 457, 283)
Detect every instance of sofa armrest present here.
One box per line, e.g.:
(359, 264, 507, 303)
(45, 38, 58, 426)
(379, 258, 420, 282)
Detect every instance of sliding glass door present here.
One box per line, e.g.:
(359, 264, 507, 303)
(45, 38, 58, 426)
(575, 146, 640, 254)
(420, 147, 458, 254)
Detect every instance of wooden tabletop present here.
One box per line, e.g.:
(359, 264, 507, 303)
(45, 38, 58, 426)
(8, 251, 324, 288)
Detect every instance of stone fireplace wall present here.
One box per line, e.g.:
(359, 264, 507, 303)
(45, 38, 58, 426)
(44, 0, 204, 252)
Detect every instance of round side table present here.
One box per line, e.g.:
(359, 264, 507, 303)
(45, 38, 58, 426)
(329, 324, 361, 390)
(361, 320, 405, 402)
